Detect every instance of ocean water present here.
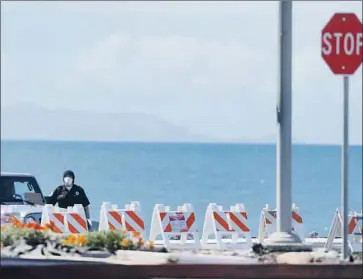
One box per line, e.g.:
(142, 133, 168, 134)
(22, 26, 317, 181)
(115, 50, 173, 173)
(1, 140, 362, 237)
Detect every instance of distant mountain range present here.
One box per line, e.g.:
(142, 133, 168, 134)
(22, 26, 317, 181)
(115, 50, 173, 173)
(1, 103, 303, 143)
(1, 103, 220, 142)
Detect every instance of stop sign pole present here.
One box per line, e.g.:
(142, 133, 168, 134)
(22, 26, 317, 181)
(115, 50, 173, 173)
(321, 13, 363, 259)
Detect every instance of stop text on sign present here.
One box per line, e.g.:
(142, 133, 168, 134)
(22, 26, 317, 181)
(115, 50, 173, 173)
(322, 32, 363, 56)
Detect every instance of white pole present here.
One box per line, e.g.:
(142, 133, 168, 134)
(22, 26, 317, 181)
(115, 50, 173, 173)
(266, 0, 310, 251)
(276, 0, 292, 234)
(342, 76, 349, 259)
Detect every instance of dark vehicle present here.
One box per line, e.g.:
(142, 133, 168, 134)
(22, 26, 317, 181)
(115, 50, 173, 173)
(0, 172, 47, 224)
(0, 172, 46, 205)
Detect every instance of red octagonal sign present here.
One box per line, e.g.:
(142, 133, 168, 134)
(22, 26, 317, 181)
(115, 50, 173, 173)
(321, 13, 363, 75)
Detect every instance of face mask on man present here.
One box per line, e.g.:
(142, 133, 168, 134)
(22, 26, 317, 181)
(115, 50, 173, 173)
(64, 177, 73, 188)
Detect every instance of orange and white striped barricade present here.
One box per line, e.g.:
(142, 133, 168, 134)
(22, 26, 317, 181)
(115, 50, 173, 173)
(201, 203, 251, 250)
(41, 204, 68, 234)
(257, 204, 276, 243)
(228, 204, 252, 248)
(149, 203, 200, 249)
(98, 201, 145, 238)
(64, 205, 88, 234)
(291, 204, 304, 234)
(98, 202, 123, 231)
(348, 211, 363, 252)
(258, 203, 304, 244)
(325, 209, 362, 253)
(41, 204, 88, 234)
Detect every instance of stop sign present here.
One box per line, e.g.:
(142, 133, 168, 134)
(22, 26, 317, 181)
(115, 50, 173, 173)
(321, 13, 363, 75)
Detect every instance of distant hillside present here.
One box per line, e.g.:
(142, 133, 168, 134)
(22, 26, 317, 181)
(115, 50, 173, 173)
(1, 103, 219, 142)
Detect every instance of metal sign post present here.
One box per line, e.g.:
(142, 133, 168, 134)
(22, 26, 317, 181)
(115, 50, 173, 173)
(321, 12, 362, 259)
(342, 76, 349, 259)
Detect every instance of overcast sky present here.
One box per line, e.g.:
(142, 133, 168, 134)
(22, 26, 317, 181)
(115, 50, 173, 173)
(1, 1, 362, 144)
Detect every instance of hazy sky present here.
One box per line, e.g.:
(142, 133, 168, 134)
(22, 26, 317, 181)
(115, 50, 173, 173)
(1, 1, 362, 144)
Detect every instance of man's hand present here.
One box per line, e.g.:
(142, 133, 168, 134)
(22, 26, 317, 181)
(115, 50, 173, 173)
(57, 192, 67, 200)
(57, 188, 69, 201)
(86, 219, 93, 231)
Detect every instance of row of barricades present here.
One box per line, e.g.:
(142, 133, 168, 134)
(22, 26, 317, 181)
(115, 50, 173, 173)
(40, 202, 362, 252)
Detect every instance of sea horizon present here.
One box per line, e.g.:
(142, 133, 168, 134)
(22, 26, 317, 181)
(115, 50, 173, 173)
(1, 138, 362, 148)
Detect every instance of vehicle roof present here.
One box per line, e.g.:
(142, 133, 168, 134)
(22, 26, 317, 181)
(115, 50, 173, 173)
(1, 172, 35, 178)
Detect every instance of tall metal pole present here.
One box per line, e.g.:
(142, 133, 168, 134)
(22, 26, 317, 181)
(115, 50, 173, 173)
(342, 76, 349, 259)
(276, 0, 292, 234)
(266, 1, 310, 251)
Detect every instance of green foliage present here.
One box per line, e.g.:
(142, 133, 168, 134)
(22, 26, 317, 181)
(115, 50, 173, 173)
(85, 230, 135, 253)
(1, 227, 50, 247)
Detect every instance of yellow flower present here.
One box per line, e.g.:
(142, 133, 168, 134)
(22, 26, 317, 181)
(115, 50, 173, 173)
(66, 234, 77, 245)
(147, 240, 154, 249)
(77, 234, 87, 246)
(1, 225, 7, 231)
(120, 238, 129, 248)
(131, 231, 141, 238)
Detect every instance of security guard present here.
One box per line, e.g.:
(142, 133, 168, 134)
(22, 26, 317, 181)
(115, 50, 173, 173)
(47, 170, 91, 227)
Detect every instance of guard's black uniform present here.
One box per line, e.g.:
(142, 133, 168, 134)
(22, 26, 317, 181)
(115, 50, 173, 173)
(47, 184, 90, 209)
